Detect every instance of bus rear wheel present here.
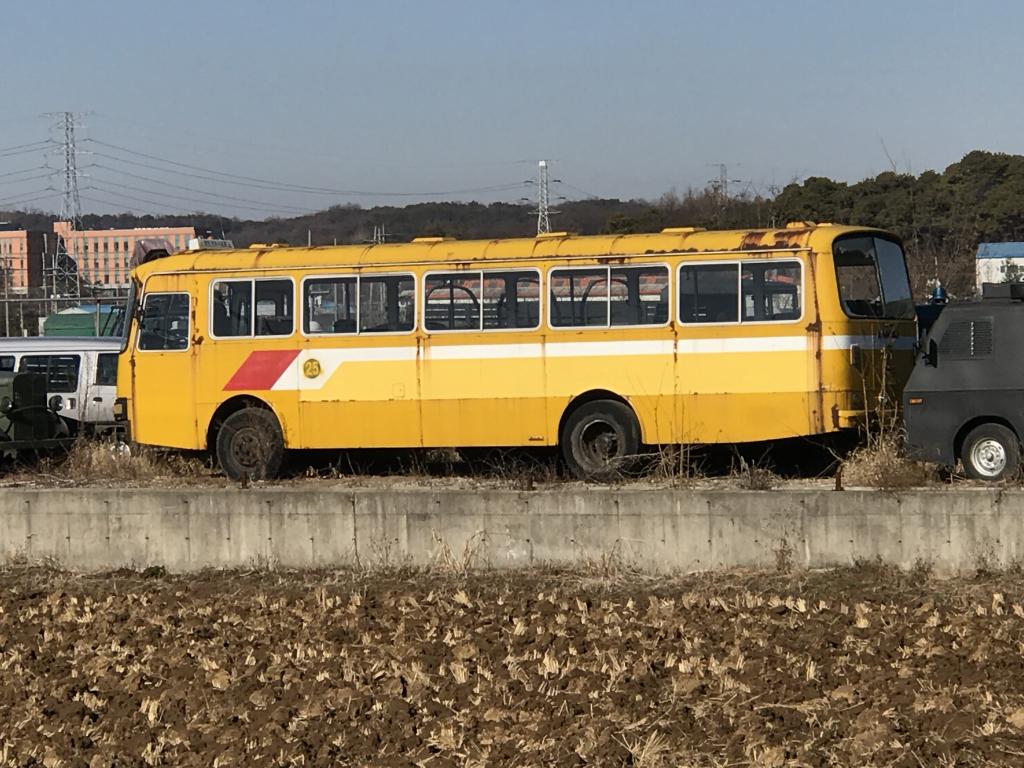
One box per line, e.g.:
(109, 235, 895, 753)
(216, 407, 284, 481)
(562, 399, 640, 480)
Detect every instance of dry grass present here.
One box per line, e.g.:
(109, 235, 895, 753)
(840, 431, 936, 489)
(38, 439, 212, 485)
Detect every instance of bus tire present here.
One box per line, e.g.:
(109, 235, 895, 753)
(216, 407, 284, 481)
(960, 423, 1019, 481)
(561, 399, 640, 480)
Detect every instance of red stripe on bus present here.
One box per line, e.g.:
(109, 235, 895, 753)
(223, 350, 300, 391)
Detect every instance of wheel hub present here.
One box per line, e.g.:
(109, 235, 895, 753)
(971, 438, 1007, 477)
(580, 419, 621, 467)
(232, 428, 267, 471)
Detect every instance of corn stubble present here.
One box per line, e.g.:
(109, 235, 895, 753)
(1, 565, 1024, 766)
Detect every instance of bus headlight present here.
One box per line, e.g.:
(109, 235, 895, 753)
(0, 396, 12, 414)
(48, 395, 64, 412)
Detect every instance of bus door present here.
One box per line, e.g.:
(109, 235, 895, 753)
(84, 352, 118, 427)
(419, 270, 548, 447)
(130, 288, 197, 448)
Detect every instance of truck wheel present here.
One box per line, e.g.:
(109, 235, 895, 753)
(561, 399, 640, 480)
(961, 423, 1020, 481)
(216, 408, 284, 481)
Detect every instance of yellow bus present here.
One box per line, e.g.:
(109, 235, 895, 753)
(115, 223, 916, 480)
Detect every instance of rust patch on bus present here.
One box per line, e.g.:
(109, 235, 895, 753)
(739, 232, 766, 250)
(804, 252, 825, 434)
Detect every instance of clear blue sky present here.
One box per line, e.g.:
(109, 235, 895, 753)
(1, 0, 1021, 218)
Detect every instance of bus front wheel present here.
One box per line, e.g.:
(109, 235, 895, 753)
(216, 407, 284, 481)
(562, 399, 640, 480)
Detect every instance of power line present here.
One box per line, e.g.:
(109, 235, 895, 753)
(86, 139, 532, 198)
(0, 172, 57, 188)
(79, 193, 166, 217)
(89, 167, 314, 214)
(88, 178, 312, 216)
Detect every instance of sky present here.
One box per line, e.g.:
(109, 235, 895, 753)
(1, 0, 1022, 219)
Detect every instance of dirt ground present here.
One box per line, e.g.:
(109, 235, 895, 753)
(2, 564, 1024, 767)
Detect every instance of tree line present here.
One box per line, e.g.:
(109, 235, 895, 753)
(4, 150, 1022, 297)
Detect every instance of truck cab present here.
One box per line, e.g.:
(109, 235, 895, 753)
(904, 282, 1024, 480)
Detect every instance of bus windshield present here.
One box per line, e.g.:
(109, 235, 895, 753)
(833, 236, 914, 320)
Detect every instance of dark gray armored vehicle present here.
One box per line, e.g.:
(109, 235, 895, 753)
(904, 283, 1024, 480)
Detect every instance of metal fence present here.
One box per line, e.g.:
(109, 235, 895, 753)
(0, 296, 128, 337)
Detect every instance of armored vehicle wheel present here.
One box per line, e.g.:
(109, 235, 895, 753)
(216, 407, 284, 481)
(561, 399, 640, 480)
(960, 423, 1020, 481)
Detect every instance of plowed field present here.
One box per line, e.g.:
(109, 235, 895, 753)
(2, 564, 1024, 767)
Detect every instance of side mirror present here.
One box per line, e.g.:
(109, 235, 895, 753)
(925, 338, 938, 367)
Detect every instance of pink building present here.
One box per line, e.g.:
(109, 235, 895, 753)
(0, 228, 44, 293)
(53, 222, 196, 288)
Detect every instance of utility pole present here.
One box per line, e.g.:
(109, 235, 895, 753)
(372, 225, 388, 244)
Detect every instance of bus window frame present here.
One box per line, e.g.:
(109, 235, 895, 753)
(300, 271, 417, 338)
(209, 276, 296, 340)
(546, 262, 672, 332)
(422, 267, 542, 334)
(677, 258, 805, 327)
(136, 291, 192, 353)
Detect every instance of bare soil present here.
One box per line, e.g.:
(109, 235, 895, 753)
(2, 564, 1024, 766)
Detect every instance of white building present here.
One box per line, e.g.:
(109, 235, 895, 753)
(976, 242, 1024, 290)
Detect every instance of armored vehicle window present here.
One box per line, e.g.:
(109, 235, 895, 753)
(19, 354, 81, 393)
(938, 318, 993, 359)
(139, 293, 190, 351)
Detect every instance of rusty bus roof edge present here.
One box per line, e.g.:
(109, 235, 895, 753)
(132, 224, 889, 280)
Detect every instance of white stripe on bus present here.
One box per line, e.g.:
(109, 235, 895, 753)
(270, 334, 916, 391)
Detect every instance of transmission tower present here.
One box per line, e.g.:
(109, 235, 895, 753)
(708, 163, 742, 205)
(533, 160, 560, 235)
(44, 111, 86, 299)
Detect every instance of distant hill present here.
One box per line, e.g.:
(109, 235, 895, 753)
(6, 150, 1024, 297)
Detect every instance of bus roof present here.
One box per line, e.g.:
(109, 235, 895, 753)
(0, 336, 122, 352)
(132, 223, 889, 279)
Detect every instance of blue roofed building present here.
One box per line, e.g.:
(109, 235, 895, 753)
(976, 242, 1024, 290)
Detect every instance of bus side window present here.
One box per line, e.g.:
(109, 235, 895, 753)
(96, 353, 118, 386)
(424, 273, 482, 331)
(610, 265, 669, 326)
(0, 355, 14, 372)
(360, 275, 415, 333)
(550, 268, 608, 327)
(483, 271, 540, 330)
(20, 354, 81, 393)
(680, 264, 739, 324)
(211, 280, 252, 337)
(304, 276, 356, 334)
(255, 279, 294, 336)
(742, 261, 802, 322)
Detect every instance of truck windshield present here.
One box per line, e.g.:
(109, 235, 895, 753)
(833, 236, 914, 320)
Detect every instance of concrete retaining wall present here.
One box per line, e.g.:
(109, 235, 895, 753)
(0, 487, 1020, 574)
